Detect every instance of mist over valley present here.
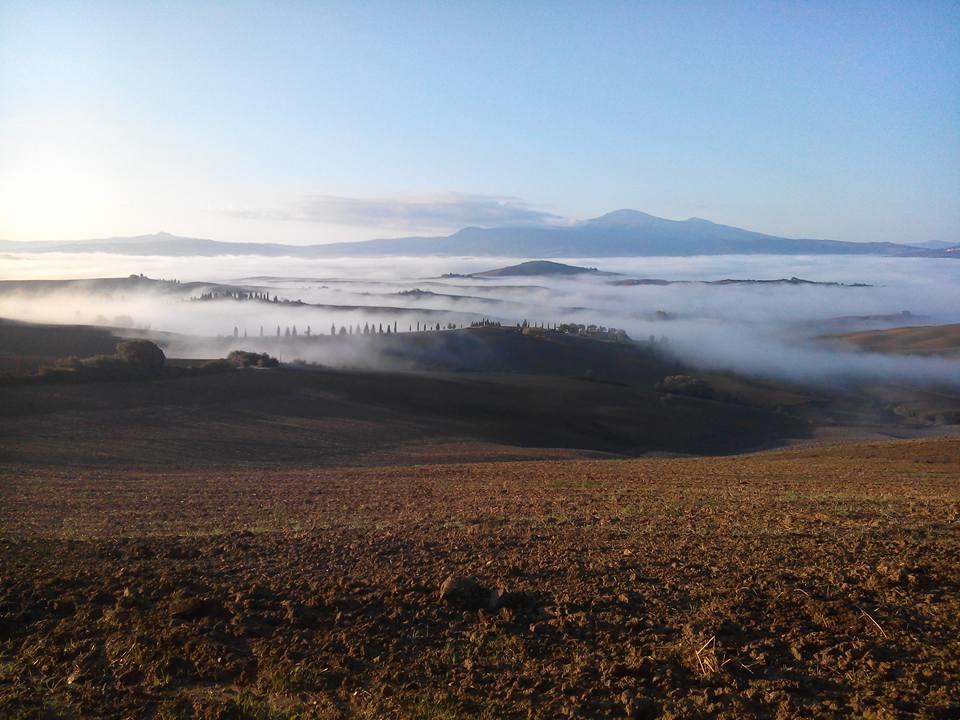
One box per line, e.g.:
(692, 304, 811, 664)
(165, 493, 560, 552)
(2, 252, 958, 386)
(4, 3, 960, 716)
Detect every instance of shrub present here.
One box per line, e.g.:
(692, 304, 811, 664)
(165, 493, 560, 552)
(81, 354, 127, 371)
(116, 340, 166, 371)
(37, 354, 127, 381)
(197, 359, 235, 375)
(57, 356, 84, 371)
(37, 340, 167, 383)
(37, 366, 80, 380)
(655, 374, 715, 400)
(226, 350, 279, 368)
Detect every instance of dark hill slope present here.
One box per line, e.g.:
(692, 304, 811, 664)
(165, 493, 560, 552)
(0, 318, 122, 359)
(183, 327, 673, 383)
(0, 363, 807, 467)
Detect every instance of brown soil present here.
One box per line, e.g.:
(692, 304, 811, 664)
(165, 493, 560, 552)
(2, 437, 958, 719)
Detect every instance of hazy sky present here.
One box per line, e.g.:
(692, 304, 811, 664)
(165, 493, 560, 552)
(1, 1, 958, 245)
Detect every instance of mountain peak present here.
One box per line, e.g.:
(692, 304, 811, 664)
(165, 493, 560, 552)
(586, 209, 667, 227)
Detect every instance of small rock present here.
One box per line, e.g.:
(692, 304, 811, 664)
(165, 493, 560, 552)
(625, 695, 656, 719)
(116, 587, 142, 609)
(439, 575, 496, 610)
(529, 621, 553, 636)
(118, 668, 144, 685)
(169, 597, 222, 620)
(496, 589, 538, 610)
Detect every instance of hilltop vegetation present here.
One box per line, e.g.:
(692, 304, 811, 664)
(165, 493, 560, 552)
(463, 260, 613, 278)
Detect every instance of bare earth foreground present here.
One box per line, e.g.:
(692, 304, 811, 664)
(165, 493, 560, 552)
(1, 439, 958, 719)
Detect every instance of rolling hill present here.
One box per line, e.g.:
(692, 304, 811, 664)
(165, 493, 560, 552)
(824, 323, 960, 357)
(468, 260, 614, 277)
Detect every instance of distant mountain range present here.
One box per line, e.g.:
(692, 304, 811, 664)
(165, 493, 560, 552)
(2, 210, 956, 258)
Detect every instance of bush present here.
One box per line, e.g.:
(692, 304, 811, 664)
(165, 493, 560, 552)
(36, 341, 167, 383)
(57, 356, 84, 371)
(81, 354, 127, 371)
(655, 374, 715, 400)
(226, 350, 279, 368)
(116, 340, 166, 371)
(197, 359, 236, 375)
(37, 366, 80, 381)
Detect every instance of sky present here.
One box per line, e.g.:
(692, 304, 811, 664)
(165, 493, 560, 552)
(1, 1, 958, 246)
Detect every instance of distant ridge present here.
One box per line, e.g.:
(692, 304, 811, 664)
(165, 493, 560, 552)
(612, 276, 871, 287)
(466, 260, 616, 278)
(1, 210, 955, 258)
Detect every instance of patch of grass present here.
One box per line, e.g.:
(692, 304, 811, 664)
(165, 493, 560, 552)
(156, 690, 302, 720)
(356, 693, 495, 720)
(0, 700, 44, 720)
(478, 633, 526, 668)
(233, 691, 300, 720)
(545, 476, 602, 491)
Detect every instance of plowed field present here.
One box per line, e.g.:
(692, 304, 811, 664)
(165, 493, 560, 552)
(1, 438, 958, 719)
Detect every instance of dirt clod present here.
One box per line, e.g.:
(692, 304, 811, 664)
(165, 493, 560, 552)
(168, 597, 222, 620)
(439, 575, 496, 610)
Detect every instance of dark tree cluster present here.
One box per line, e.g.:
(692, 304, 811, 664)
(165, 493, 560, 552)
(38, 340, 167, 381)
(195, 290, 273, 302)
(328, 320, 401, 336)
(508, 320, 633, 343)
(655, 374, 714, 399)
(226, 350, 280, 368)
(555, 322, 630, 342)
(128, 273, 180, 285)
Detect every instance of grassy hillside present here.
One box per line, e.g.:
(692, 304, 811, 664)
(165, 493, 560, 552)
(824, 323, 960, 357)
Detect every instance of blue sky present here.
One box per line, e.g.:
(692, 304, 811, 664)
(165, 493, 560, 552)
(1, 1, 958, 245)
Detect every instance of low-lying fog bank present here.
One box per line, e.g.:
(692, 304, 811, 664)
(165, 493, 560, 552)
(1, 252, 958, 387)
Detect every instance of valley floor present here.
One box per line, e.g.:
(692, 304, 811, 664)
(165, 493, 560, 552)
(1, 438, 958, 719)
